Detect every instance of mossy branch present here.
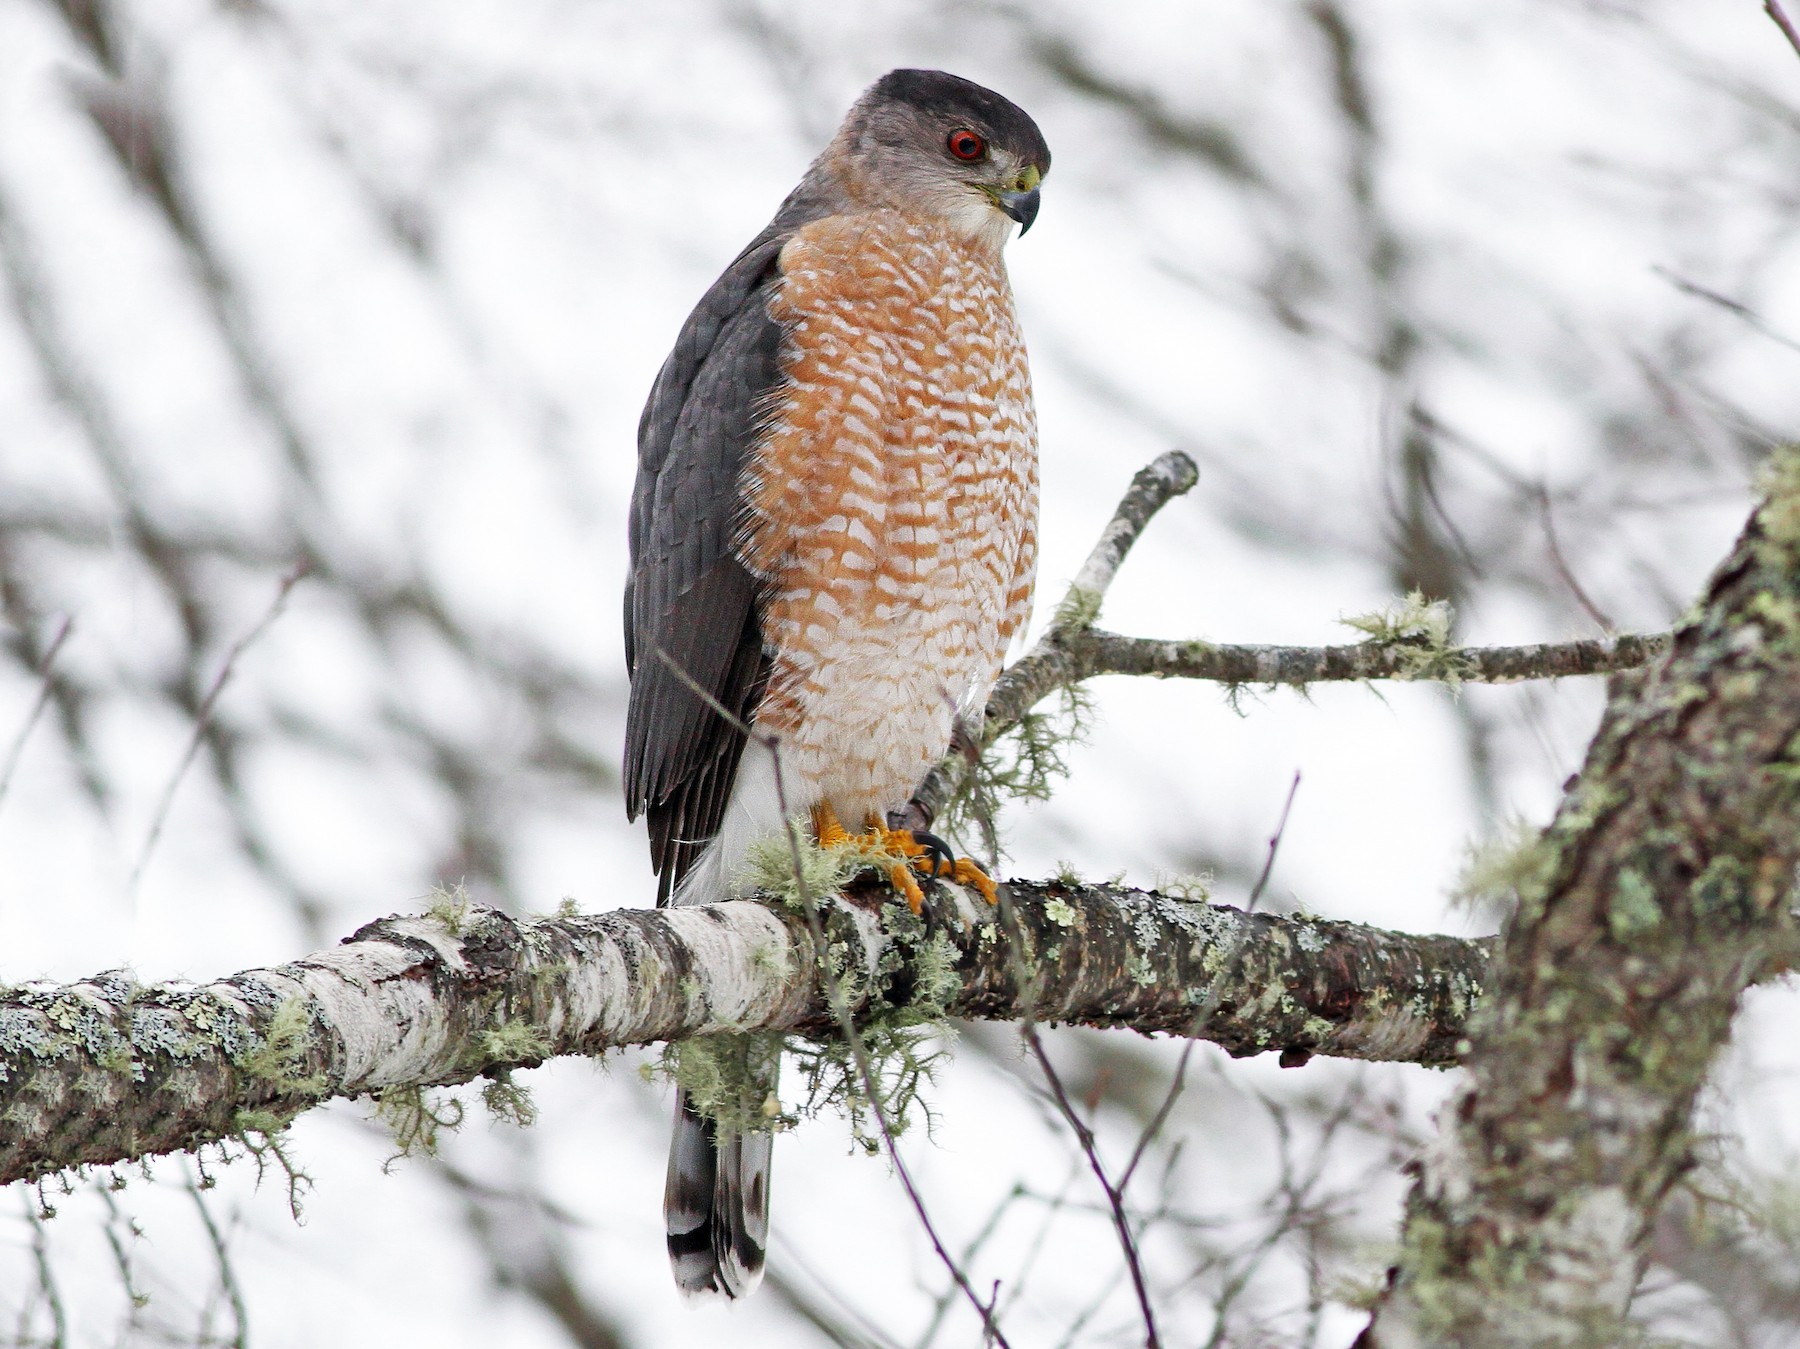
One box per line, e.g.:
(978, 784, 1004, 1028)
(916, 452, 1667, 825)
(986, 627, 1668, 731)
(1358, 449, 1800, 1345)
(0, 876, 1493, 1187)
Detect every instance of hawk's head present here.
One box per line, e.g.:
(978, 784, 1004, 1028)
(829, 69, 1050, 248)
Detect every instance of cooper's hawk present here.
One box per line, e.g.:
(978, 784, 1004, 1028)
(625, 68, 1048, 1299)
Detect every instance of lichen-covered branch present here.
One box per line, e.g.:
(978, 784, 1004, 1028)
(913, 452, 1665, 822)
(986, 627, 1668, 733)
(0, 879, 1489, 1187)
(1358, 457, 1800, 1346)
(992, 452, 1665, 739)
(1052, 449, 1201, 626)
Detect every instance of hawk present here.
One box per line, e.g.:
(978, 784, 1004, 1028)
(625, 68, 1049, 1299)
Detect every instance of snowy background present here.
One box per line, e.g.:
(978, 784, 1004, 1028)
(3, 1, 1800, 1344)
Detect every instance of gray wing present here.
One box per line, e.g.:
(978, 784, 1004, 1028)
(624, 233, 788, 905)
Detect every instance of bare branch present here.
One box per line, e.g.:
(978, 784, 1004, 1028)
(0, 879, 1494, 1187)
(0, 614, 72, 814)
(1768, 0, 1800, 65)
(128, 565, 307, 897)
(1019, 1022, 1161, 1347)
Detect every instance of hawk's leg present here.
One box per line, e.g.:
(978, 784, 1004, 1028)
(811, 804, 999, 913)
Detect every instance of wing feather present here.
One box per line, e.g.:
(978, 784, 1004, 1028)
(625, 234, 788, 903)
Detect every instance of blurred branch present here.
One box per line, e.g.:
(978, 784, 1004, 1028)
(1768, 0, 1800, 64)
(0, 615, 72, 814)
(1023, 34, 1266, 186)
(0, 878, 1492, 1187)
(1358, 460, 1800, 1343)
(128, 565, 307, 897)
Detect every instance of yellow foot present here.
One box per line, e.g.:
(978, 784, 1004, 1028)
(810, 804, 999, 914)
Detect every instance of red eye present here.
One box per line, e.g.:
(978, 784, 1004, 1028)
(946, 129, 986, 161)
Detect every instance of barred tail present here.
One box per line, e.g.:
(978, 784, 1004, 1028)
(665, 1090, 773, 1299)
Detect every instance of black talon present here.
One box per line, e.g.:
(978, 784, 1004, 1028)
(909, 829, 957, 877)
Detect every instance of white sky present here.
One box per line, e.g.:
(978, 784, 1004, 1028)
(2, 1, 1800, 1344)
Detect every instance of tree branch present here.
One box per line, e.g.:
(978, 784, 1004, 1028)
(1358, 455, 1800, 1344)
(916, 452, 1667, 828)
(0, 879, 1490, 1187)
(915, 450, 1666, 824)
(986, 627, 1669, 732)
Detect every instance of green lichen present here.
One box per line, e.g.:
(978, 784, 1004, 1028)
(790, 1019, 946, 1153)
(231, 1111, 312, 1219)
(1753, 443, 1800, 561)
(1125, 946, 1156, 988)
(1154, 870, 1214, 903)
(1607, 868, 1662, 939)
(940, 685, 1093, 863)
(241, 997, 328, 1097)
(1044, 897, 1077, 928)
(908, 931, 963, 1016)
(748, 937, 791, 981)
(1748, 590, 1800, 639)
(1051, 584, 1104, 631)
(1452, 817, 1557, 923)
(660, 1032, 789, 1135)
(737, 826, 889, 908)
(1341, 590, 1471, 685)
(427, 883, 473, 935)
(657, 897, 963, 1153)
(374, 1085, 464, 1164)
(477, 1020, 550, 1065)
(480, 1071, 539, 1128)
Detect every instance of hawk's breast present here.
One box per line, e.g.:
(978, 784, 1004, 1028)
(740, 209, 1039, 819)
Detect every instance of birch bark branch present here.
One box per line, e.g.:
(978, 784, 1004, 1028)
(1358, 456, 1800, 1346)
(0, 878, 1488, 1187)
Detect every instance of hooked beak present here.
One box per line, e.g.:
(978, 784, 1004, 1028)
(997, 186, 1041, 235)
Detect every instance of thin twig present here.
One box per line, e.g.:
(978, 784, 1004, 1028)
(1246, 772, 1301, 912)
(919, 451, 1200, 821)
(128, 565, 306, 897)
(919, 454, 1662, 821)
(1769, 0, 1800, 63)
(1020, 1023, 1161, 1348)
(188, 1172, 248, 1349)
(0, 614, 72, 815)
(1015, 449, 1200, 696)
(22, 1190, 66, 1349)
(1535, 487, 1615, 634)
(911, 1182, 1029, 1349)
(1652, 264, 1800, 358)
(98, 1186, 148, 1338)
(984, 627, 1666, 737)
